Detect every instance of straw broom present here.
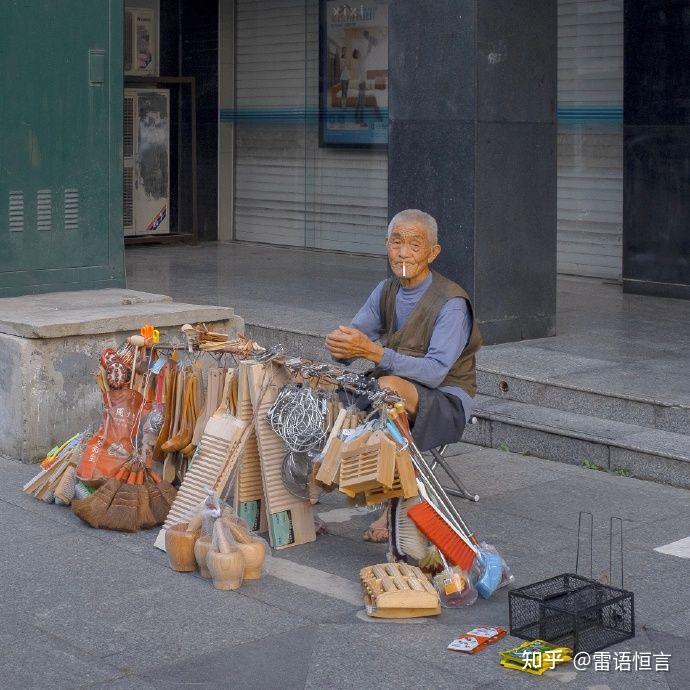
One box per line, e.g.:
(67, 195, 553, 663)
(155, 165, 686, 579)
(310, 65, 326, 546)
(145, 475, 170, 524)
(71, 474, 122, 528)
(101, 484, 139, 532)
(101, 464, 140, 532)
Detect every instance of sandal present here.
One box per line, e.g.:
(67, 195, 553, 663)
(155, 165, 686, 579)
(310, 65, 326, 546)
(363, 507, 389, 542)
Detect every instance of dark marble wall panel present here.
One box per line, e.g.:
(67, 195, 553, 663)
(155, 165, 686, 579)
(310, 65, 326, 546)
(389, 0, 557, 342)
(477, 0, 556, 124)
(623, 1, 690, 298)
(389, 120, 476, 296)
(623, 126, 690, 298)
(389, 0, 476, 123)
(625, 1, 690, 127)
(159, 0, 180, 76)
(475, 121, 557, 330)
(159, 0, 181, 233)
(181, 0, 218, 242)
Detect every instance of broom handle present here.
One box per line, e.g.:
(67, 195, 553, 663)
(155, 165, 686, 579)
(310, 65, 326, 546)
(416, 479, 477, 554)
(388, 409, 473, 539)
(389, 413, 477, 544)
(386, 418, 470, 542)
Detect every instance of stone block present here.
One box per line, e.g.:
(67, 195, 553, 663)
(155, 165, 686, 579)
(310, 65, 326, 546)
(0, 290, 242, 461)
(476, 369, 658, 428)
(389, 0, 477, 123)
(388, 118, 476, 295)
(610, 448, 690, 490)
(489, 420, 610, 468)
(624, 125, 690, 297)
(461, 416, 491, 447)
(656, 405, 690, 435)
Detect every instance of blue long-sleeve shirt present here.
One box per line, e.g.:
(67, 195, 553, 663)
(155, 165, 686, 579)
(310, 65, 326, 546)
(350, 273, 474, 421)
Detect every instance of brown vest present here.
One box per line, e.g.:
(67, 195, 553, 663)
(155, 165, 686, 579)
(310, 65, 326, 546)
(373, 270, 482, 396)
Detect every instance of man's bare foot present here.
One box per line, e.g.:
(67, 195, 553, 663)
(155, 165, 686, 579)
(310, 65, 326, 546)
(363, 506, 389, 542)
(314, 515, 327, 535)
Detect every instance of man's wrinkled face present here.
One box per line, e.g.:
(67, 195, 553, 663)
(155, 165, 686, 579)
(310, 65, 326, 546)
(386, 222, 441, 280)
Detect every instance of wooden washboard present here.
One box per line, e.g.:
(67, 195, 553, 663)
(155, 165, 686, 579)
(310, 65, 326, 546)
(233, 363, 267, 533)
(154, 370, 249, 550)
(247, 361, 316, 549)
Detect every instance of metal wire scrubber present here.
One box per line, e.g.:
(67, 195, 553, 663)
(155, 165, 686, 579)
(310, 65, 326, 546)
(267, 384, 328, 453)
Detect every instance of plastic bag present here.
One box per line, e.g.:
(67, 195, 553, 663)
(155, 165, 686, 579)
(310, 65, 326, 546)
(474, 541, 508, 599)
(433, 566, 478, 607)
(211, 519, 236, 553)
(200, 493, 223, 537)
(220, 506, 269, 578)
(141, 403, 164, 456)
(77, 390, 144, 485)
(419, 546, 444, 577)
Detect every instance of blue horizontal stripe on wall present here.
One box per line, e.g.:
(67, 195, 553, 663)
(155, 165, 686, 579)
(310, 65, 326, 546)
(557, 106, 623, 122)
(219, 107, 389, 123)
(218, 106, 622, 123)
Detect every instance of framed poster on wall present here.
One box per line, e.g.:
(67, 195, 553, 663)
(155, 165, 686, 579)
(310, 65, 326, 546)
(319, 1, 389, 147)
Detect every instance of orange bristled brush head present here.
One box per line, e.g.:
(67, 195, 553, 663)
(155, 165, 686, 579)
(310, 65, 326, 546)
(407, 501, 476, 572)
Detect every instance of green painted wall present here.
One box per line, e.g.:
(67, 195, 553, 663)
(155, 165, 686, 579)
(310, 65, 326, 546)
(0, 0, 124, 297)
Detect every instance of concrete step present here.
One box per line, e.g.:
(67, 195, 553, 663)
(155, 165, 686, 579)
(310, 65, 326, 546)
(477, 364, 690, 435)
(464, 394, 690, 489)
(242, 319, 690, 489)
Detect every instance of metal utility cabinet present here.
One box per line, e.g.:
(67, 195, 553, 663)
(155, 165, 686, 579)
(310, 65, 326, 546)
(0, 0, 125, 297)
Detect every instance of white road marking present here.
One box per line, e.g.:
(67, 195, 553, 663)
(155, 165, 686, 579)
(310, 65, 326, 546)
(316, 506, 371, 523)
(264, 555, 362, 606)
(654, 536, 690, 559)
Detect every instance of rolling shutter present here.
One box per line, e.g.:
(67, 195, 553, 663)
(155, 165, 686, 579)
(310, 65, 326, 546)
(557, 0, 623, 280)
(233, 0, 387, 254)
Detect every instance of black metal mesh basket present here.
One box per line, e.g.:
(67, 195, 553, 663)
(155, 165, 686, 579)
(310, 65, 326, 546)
(509, 572, 634, 654)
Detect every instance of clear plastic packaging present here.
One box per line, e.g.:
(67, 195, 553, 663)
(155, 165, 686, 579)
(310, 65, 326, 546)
(419, 546, 444, 577)
(474, 541, 507, 599)
(220, 506, 268, 578)
(200, 493, 223, 536)
(207, 521, 245, 590)
(433, 566, 478, 607)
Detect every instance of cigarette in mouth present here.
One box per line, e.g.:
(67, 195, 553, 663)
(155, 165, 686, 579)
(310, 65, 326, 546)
(402, 262, 406, 278)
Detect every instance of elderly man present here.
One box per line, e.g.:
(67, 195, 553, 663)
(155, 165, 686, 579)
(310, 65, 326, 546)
(325, 209, 482, 541)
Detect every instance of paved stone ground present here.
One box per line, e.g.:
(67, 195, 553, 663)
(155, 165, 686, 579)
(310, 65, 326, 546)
(3, 444, 689, 689)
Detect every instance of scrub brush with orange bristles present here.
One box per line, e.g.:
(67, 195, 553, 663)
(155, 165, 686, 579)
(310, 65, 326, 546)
(406, 483, 477, 572)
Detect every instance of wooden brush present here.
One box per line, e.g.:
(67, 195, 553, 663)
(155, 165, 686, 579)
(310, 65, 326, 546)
(153, 364, 177, 462)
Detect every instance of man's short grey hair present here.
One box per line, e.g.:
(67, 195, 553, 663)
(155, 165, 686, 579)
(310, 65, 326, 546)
(387, 209, 438, 245)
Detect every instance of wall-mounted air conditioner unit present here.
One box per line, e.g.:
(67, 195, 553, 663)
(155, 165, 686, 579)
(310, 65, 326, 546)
(124, 8, 157, 76)
(123, 88, 170, 237)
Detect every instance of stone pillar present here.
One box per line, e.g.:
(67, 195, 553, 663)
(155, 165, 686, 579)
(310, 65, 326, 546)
(623, 2, 690, 300)
(388, 0, 557, 343)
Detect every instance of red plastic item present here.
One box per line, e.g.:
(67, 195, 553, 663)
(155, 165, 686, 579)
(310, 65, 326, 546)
(77, 389, 145, 486)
